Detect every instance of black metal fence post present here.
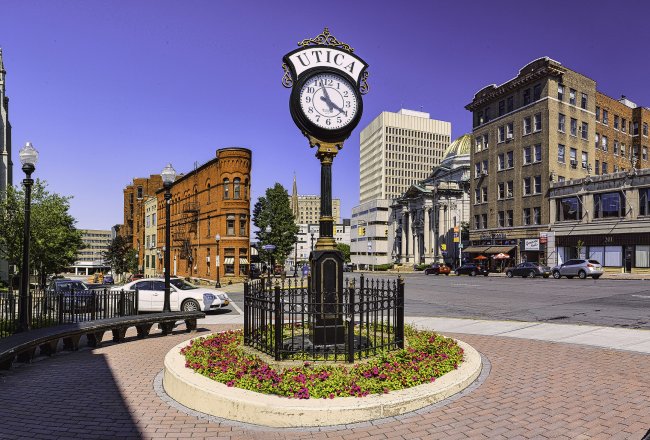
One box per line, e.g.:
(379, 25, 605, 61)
(347, 284, 355, 363)
(243, 281, 249, 345)
(103, 289, 109, 319)
(396, 275, 405, 349)
(119, 290, 126, 317)
(274, 282, 282, 361)
(58, 293, 64, 325)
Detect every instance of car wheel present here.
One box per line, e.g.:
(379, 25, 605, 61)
(593, 275, 601, 279)
(445, 273, 449, 276)
(425, 271, 430, 275)
(181, 299, 200, 312)
(552, 271, 561, 279)
(578, 270, 587, 279)
(506, 271, 513, 278)
(454, 270, 459, 275)
(470, 270, 476, 276)
(529, 271, 536, 278)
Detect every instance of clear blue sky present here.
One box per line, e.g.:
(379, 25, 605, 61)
(1, 0, 649, 230)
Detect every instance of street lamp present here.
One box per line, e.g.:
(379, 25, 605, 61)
(161, 163, 176, 313)
(310, 231, 315, 251)
(18, 142, 38, 332)
(293, 232, 298, 278)
(265, 225, 272, 276)
(214, 233, 221, 288)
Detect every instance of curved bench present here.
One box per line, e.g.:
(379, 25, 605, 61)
(0, 311, 205, 370)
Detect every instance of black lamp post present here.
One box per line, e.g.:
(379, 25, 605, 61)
(161, 163, 177, 313)
(265, 225, 272, 276)
(310, 232, 315, 251)
(214, 233, 221, 288)
(18, 142, 38, 333)
(293, 234, 298, 278)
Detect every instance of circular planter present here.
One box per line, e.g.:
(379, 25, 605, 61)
(163, 334, 482, 427)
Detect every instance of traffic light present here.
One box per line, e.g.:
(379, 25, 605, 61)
(385, 229, 389, 237)
(358, 226, 365, 236)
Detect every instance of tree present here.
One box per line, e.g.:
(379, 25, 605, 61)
(103, 235, 138, 282)
(336, 243, 351, 263)
(0, 180, 83, 286)
(252, 183, 299, 268)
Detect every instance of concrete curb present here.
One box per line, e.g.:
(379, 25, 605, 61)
(163, 334, 482, 428)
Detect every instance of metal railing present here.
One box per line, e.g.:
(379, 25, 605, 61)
(0, 287, 138, 338)
(244, 274, 404, 363)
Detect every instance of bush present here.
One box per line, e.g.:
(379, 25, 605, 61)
(373, 264, 394, 271)
(415, 264, 429, 271)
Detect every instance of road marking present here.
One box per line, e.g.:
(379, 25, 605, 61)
(631, 295, 650, 299)
(230, 300, 244, 315)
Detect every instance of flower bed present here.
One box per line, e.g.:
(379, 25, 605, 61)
(181, 326, 464, 399)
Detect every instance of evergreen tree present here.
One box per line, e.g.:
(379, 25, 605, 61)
(103, 235, 138, 282)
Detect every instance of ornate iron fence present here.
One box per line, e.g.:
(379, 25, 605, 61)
(244, 274, 404, 363)
(0, 288, 138, 338)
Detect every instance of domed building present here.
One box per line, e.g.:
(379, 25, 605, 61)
(390, 134, 472, 266)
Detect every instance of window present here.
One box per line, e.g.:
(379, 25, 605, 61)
(595, 132, 599, 149)
(569, 89, 576, 105)
(644, 123, 649, 137)
(136, 186, 143, 199)
(507, 96, 514, 112)
(604, 246, 622, 267)
(507, 181, 513, 198)
(223, 178, 230, 199)
(534, 144, 542, 162)
(557, 197, 581, 221)
(507, 151, 514, 168)
(482, 214, 487, 229)
(483, 134, 489, 149)
(226, 214, 235, 235)
(557, 175, 565, 182)
(233, 178, 241, 199)
(570, 148, 577, 168)
(533, 84, 542, 101)
(482, 187, 488, 203)
(595, 106, 600, 121)
(602, 135, 608, 152)
(523, 177, 531, 195)
(523, 146, 532, 164)
(207, 215, 211, 237)
(498, 126, 505, 143)
(507, 122, 514, 139)
(581, 151, 588, 169)
(640, 188, 650, 215)
(534, 113, 542, 132)
(498, 153, 505, 170)
(523, 208, 531, 225)
(570, 118, 578, 136)
(602, 109, 608, 125)
(558, 144, 565, 163)
(581, 93, 587, 109)
(224, 248, 235, 274)
(534, 175, 542, 194)
(484, 107, 491, 122)
(595, 160, 600, 175)
(614, 164, 619, 173)
(581, 122, 588, 140)
(636, 245, 650, 268)
(533, 207, 541, 224)
(614, 115, 619, 130)
(474, 215, 480, 229)
(621, 143, 626, 158)
(622, 118, 627, 133)
(594, 192, 624, 218)
(523, 89, 531, 105)
(506, 210, 513, 227)
(498, 182, 505, 199)
(557, 84, 564, 101)
(239, 215, 247, 236)
(558, 113, 565, 132)
(152, 213, 156, 226)
(613, 140, 619, 156)
(474, 188, 480, 204)
(475, 163, 481, 177)
(498, 100, 505, 116)
(498, 211, 505, 227)
(523, 117, 532, 135)
(475, 137, 483, 153)
(602, 162, 608, 174)
(644, 147, 648, 161)
(482, 160, 488, 174)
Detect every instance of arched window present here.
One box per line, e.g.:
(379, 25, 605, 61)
(206, 182, 211, 204)
(234, 178, 241, 199)
(223, 178, 230, 199)
(244, 179, 249, 200)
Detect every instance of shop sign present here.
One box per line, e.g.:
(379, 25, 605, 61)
(539, 232, 548, 244)
(524, 239, 540, 251)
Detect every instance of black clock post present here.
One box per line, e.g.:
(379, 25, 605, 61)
(283, 28, 369, 347)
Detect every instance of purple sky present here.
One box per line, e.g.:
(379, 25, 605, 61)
(1, 1, 649, 230)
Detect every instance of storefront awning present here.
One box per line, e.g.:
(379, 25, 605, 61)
(463, 245, 515, 254)
(239, 258, 249, 265)
(223, 257, 235, 264)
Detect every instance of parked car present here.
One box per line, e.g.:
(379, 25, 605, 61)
(130, 274, 144, 281)
(111, 278, 230, 312)
(249, 266, 261, 279)
(506, 262, 551, 278)
(424, 264, 451, 276)
(103, 275, 114, 284)
(46, 279, 96, 312)
(343, 264, 353, 272)
(454, 264, 489, 276)
(552, 259, 603, 279)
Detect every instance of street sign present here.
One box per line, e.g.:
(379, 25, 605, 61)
(453, 232, 459, 243)
(262, 244, 276, 251)
(459, 243, 464, 249)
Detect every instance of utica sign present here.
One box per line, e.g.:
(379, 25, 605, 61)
(284, 47, 368, 85)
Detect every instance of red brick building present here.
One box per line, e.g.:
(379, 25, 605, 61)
(155, 147, 252, 284)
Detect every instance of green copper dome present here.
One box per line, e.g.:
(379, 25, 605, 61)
(442, 134, 473, 159)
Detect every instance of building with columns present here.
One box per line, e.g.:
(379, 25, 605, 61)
(391, 135, 472, 267)
(0, 49, 12, 282)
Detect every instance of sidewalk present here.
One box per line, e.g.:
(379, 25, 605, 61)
(1, 313, 649, 439)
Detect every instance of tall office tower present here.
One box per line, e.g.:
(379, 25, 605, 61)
(359, 109, 451, 204)
(0, 49, 13, 283)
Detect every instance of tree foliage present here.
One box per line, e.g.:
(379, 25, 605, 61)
(0, 180, 83, 284)
(336, 243, 351, 263)
(103, 235, 138, 282)
(252, 183, 299, 265)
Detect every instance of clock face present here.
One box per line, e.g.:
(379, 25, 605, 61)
(298, 72, 358, 130)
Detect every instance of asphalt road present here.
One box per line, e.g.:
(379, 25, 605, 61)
(226, 273, 650, 329)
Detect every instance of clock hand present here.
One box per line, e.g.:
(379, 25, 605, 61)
(320, 86, 336, 112)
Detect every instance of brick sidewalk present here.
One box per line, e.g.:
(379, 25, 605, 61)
(1, 325, 649, 439)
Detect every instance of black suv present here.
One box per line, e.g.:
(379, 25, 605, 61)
(46, 279, 95, 312)
(454, 263, 489, 276)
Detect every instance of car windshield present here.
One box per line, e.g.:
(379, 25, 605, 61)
(170, 279, 199, 290)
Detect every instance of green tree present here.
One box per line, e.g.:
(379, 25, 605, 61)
(0, 180, 83, 286)
(103, 235, 138, 282)
(336, 243, 351, 263)
(252, 183, 299, 268)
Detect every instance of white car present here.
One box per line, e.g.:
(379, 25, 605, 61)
(111, 278, 230, 312)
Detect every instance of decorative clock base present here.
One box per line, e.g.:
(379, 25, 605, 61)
(309, 248, 345, 345)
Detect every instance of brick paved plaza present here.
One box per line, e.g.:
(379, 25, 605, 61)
(1, 323, 649, 440)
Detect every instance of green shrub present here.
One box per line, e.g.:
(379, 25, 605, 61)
(415, 264, 429, 271)
(373, 264, 394, 271)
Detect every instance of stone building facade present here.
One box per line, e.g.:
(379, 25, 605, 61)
(0, 49, 12, 282)
(466, 57, 650, 264)
(143, 197, 158, 278)
(156, 147, 251, 284)
(391, 134, 471, 267)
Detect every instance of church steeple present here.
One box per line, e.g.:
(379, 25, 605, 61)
(0, 48, 5, 93)
(291, 173, 299, 221)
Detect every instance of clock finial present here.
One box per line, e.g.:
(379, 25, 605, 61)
(297, 28, 354, 53)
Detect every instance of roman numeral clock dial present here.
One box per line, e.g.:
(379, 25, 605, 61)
(299, 72, 358, 131)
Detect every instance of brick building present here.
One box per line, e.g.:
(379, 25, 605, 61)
(156, 147, 252, 284)
(465, 57, 650, 265)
